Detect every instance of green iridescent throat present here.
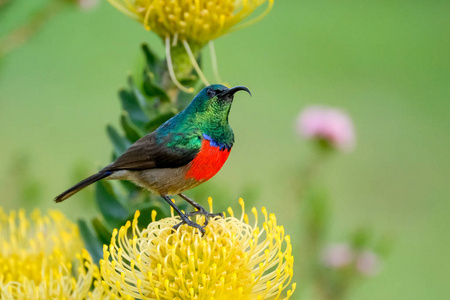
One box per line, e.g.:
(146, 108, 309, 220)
(156, 84, 235, 151)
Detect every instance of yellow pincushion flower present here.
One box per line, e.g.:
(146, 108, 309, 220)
(100, 198, 296, 299)
(109, 0, 273, 46)
(0, 209, 82, 283)
(0, 208, 96, 299)
(1, 250, 96, 300)
(109, 0, 273, 92)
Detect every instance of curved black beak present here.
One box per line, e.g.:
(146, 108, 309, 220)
(218, 86, 252, 98)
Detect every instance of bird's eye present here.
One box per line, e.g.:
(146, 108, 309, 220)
(207, 88, 216, 98)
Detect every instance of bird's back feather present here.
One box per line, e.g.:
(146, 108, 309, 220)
(103, 131, 201, 171)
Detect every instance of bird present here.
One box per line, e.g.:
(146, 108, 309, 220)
(54, 84, 251, 234)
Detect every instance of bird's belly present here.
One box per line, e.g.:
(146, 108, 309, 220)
(113, 166, 200, 195)
(109, 139, 231, 195)
(185, 139, 231, 182)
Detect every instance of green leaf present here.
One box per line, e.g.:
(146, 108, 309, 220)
(120, 81, 149, 127)
(178, 74, 199, 86)
(127, 76, 150, 109)
(121, 113, 143, 143)
(106, 125, 131, 157)
(143, 70, 171, 102)
(95, 180, 130, 228)
(78, 219, 103, 263)
(142, 44, 159, 70)
(92, 218, 113, 246)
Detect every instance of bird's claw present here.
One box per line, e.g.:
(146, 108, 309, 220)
(173, 218, 206, 236)
(172, 209, 224, 235)
(185, 208, 224, 226)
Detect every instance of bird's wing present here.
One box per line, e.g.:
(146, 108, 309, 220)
(103, 131, 201, 171)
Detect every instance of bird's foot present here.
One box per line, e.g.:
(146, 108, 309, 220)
(173, 194, 224, 232)
(185, 207, 224, 227)
(162, 195, 207, 235)
(173, 215, 206, 235)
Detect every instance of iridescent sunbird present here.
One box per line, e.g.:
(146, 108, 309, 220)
(55, 85, 251, 234)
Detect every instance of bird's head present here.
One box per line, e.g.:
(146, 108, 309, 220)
(186, 84, 251, 122)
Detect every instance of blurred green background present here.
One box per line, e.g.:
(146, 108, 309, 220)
(1, 0, 449, 299)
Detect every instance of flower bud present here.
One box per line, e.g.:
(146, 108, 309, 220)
(321, 243, 354, 268)
(297, 106, 355, 152)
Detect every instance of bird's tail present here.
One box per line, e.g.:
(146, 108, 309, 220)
(54, 171, 112, 203)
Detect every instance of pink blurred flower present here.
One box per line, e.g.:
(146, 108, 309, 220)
(356, 250, 380, 276)
(296, 106, 355, 152)
(321, 244, 354, 268)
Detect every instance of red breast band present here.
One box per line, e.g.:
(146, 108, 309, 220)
(185, 139, 231, 181)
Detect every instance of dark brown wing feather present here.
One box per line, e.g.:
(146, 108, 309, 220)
(103, 132, 199, 171)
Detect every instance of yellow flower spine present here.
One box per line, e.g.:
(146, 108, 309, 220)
(1, 246, 94, 299)
(108, 0, 273, 44)
(100, 198, 295, 299)
(0, 209, 82, 285)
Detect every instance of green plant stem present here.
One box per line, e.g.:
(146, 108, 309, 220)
(0, 0, 65, 58)
(160, 43, 202, 106)
(160, 68, 180, 107)
(295, 146, 332, 297)
(297, 146, 331, 200)
(298, 146, 357, 300)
